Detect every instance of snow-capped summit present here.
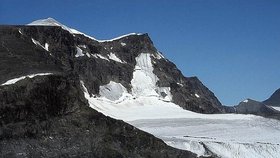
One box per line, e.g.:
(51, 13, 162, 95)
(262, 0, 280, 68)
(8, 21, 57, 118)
(28, 17, 99, 40)
(242, 99, 249, 103)
(28, 17, 63, 26)
(28, 18, 143, 42)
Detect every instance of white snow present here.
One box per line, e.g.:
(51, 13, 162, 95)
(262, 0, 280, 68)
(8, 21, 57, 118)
(99, 81, 130, 101)
(152, 51, 165, 59)
(1, 73, 53, 86)
(85, 52, 91, 57)
(28, 18, 142, 43)
(45, 43, 49, 51)
(271, 106, 280, 111)
(75, 46, 84, 57)
(130, 116, 280, 158)
(80, 56, 280, 158)
(81, 75, 280, 158)
(97, 33, 143, 42)
(31, 38, 49, 52)
(121, 42, 126, 46)
(195, 93, 200, 98)
(108, 53, 126, 63)
(177, 82, 184, 87)
(18, 29, 23, 35)
(79, 45, 87, 48)
(92, 54, 110, 61)
(131, 53, 172, 100)
(28, 18, 98, 40)
(243, 99, 249, 103)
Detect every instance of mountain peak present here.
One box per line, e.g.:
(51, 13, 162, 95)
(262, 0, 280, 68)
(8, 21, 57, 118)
(263, 88, 280, 107)
(28, 17, 62, 26)
(27, 18, 144, 42)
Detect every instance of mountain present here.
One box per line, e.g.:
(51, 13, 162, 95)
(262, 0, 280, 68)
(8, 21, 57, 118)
(1, 18, 280, 158)
(0, 17, 221, 157)
(263, 88, 280, 107)
(221, 98, 280, 120)
(0, 17, 222, 114)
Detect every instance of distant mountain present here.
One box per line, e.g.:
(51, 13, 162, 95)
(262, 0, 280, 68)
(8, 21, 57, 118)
(263, 88, 280, 107)
(223, 98, 280, 120)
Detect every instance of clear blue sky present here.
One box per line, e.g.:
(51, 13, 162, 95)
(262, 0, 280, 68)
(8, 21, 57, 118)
(1, 0, 280, 105)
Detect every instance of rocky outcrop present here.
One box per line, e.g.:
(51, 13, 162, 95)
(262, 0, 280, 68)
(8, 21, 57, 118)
(0, 74, 197, 158)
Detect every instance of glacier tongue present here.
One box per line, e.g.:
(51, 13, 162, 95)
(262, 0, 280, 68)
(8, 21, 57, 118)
(82, 78, 280, 158)
(130, 117, 280, 158)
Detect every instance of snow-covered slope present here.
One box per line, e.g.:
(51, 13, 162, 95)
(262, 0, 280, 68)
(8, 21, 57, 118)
(82, 82, 280, 158)
(80, 52, 280, 158)
(271, 106, 280, 111)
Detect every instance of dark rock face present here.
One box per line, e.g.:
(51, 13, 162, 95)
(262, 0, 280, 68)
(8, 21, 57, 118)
(223, 99, 280, 120)
(0, 75, 197, 158)
(263, 88, 280, 107)
(0, 26, 63, 82)
(0, 25, 222, 113)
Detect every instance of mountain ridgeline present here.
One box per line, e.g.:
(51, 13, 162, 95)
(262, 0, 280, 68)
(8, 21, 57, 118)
(0, 19, 223, 114)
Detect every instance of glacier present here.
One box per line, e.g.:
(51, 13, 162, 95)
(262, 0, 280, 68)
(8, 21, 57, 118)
(80, 52, 280, 158)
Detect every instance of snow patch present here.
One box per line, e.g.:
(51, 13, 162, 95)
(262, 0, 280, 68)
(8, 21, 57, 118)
(99, 81, 129, 101)
(85, 52, 91, 57)
(45, 43, 49, 51)
(152, 51, 165, 59)
(131, 53, 172, 101)
(31, 38, 49, 51)
(18, 29, 23, 35)
(108, 53, 126, 63)
(271, 106, 280, 111)
(121, 42, 126, 46)
(79, 45, 87, 48)
(177, 82, 184, 87)
(131, 53, 159, 97)
(1, 73, 53, 86)
(75, 46, 84, 57)
(97, 33, 143, 42)
(195, 93, 200, 98)
(243, 99, 249, 103)
(92, 54, 109, 61)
